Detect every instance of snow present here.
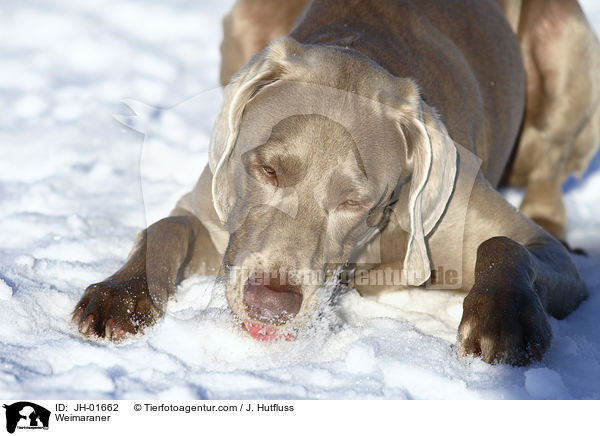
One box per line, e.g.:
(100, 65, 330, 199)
(524, 368, 570, 400)
(1, 0, 599, 400)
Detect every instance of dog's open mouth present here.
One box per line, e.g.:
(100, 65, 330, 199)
(242, 320, 296, 341)
(241, 273, 303, 341)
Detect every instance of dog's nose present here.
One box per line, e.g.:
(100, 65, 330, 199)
(243, 272, 302, 325)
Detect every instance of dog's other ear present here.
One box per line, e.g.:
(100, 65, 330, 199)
(397, 100, 458, 285)
(209, 37, 305, 223)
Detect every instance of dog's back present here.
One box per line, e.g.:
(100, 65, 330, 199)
(289, 0, 526, 184)
(221, 0, 600, 239)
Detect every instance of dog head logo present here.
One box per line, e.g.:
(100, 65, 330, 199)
(3, 402, 50, 434)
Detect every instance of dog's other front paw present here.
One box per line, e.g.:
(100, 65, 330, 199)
(72, 276, 162, 341)
(457, 285, 552, 366)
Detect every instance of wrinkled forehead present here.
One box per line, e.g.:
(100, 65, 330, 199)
(234, 80, 405, 187)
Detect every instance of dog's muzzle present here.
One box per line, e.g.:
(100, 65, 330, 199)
(242, 271, 302, 341)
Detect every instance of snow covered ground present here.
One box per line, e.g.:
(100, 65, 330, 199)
(1, 0, 599, 400)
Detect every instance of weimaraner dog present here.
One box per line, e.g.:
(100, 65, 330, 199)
(73, 0, 600, 365)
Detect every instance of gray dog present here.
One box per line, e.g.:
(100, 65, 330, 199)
(74, 0, 599, 365)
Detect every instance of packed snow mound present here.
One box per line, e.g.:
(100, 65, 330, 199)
(1, 0, 600, 399)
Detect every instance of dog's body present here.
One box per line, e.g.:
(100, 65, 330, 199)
(74, 0, 599, 365)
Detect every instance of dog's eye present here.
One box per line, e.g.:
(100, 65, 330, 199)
(339, 199, 361, 209)
(260, 165, 278, 185)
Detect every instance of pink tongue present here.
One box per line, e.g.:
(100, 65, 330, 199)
(243, 321, 296, 342)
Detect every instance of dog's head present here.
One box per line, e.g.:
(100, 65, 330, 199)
(209, 37, 457, 339)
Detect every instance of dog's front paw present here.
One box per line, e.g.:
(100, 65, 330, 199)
(457, 285, 552, 366)
(72, 277, 162, 341)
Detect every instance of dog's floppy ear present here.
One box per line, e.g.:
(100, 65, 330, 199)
(395, 98, 457, 286)
(209, 38, 303, 223)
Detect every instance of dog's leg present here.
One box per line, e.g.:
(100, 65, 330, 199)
(454, 183, 588, 365)
(504, 0, 600, 240)
(72, 212, 221, 341)
(220, 0, 309, 86)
